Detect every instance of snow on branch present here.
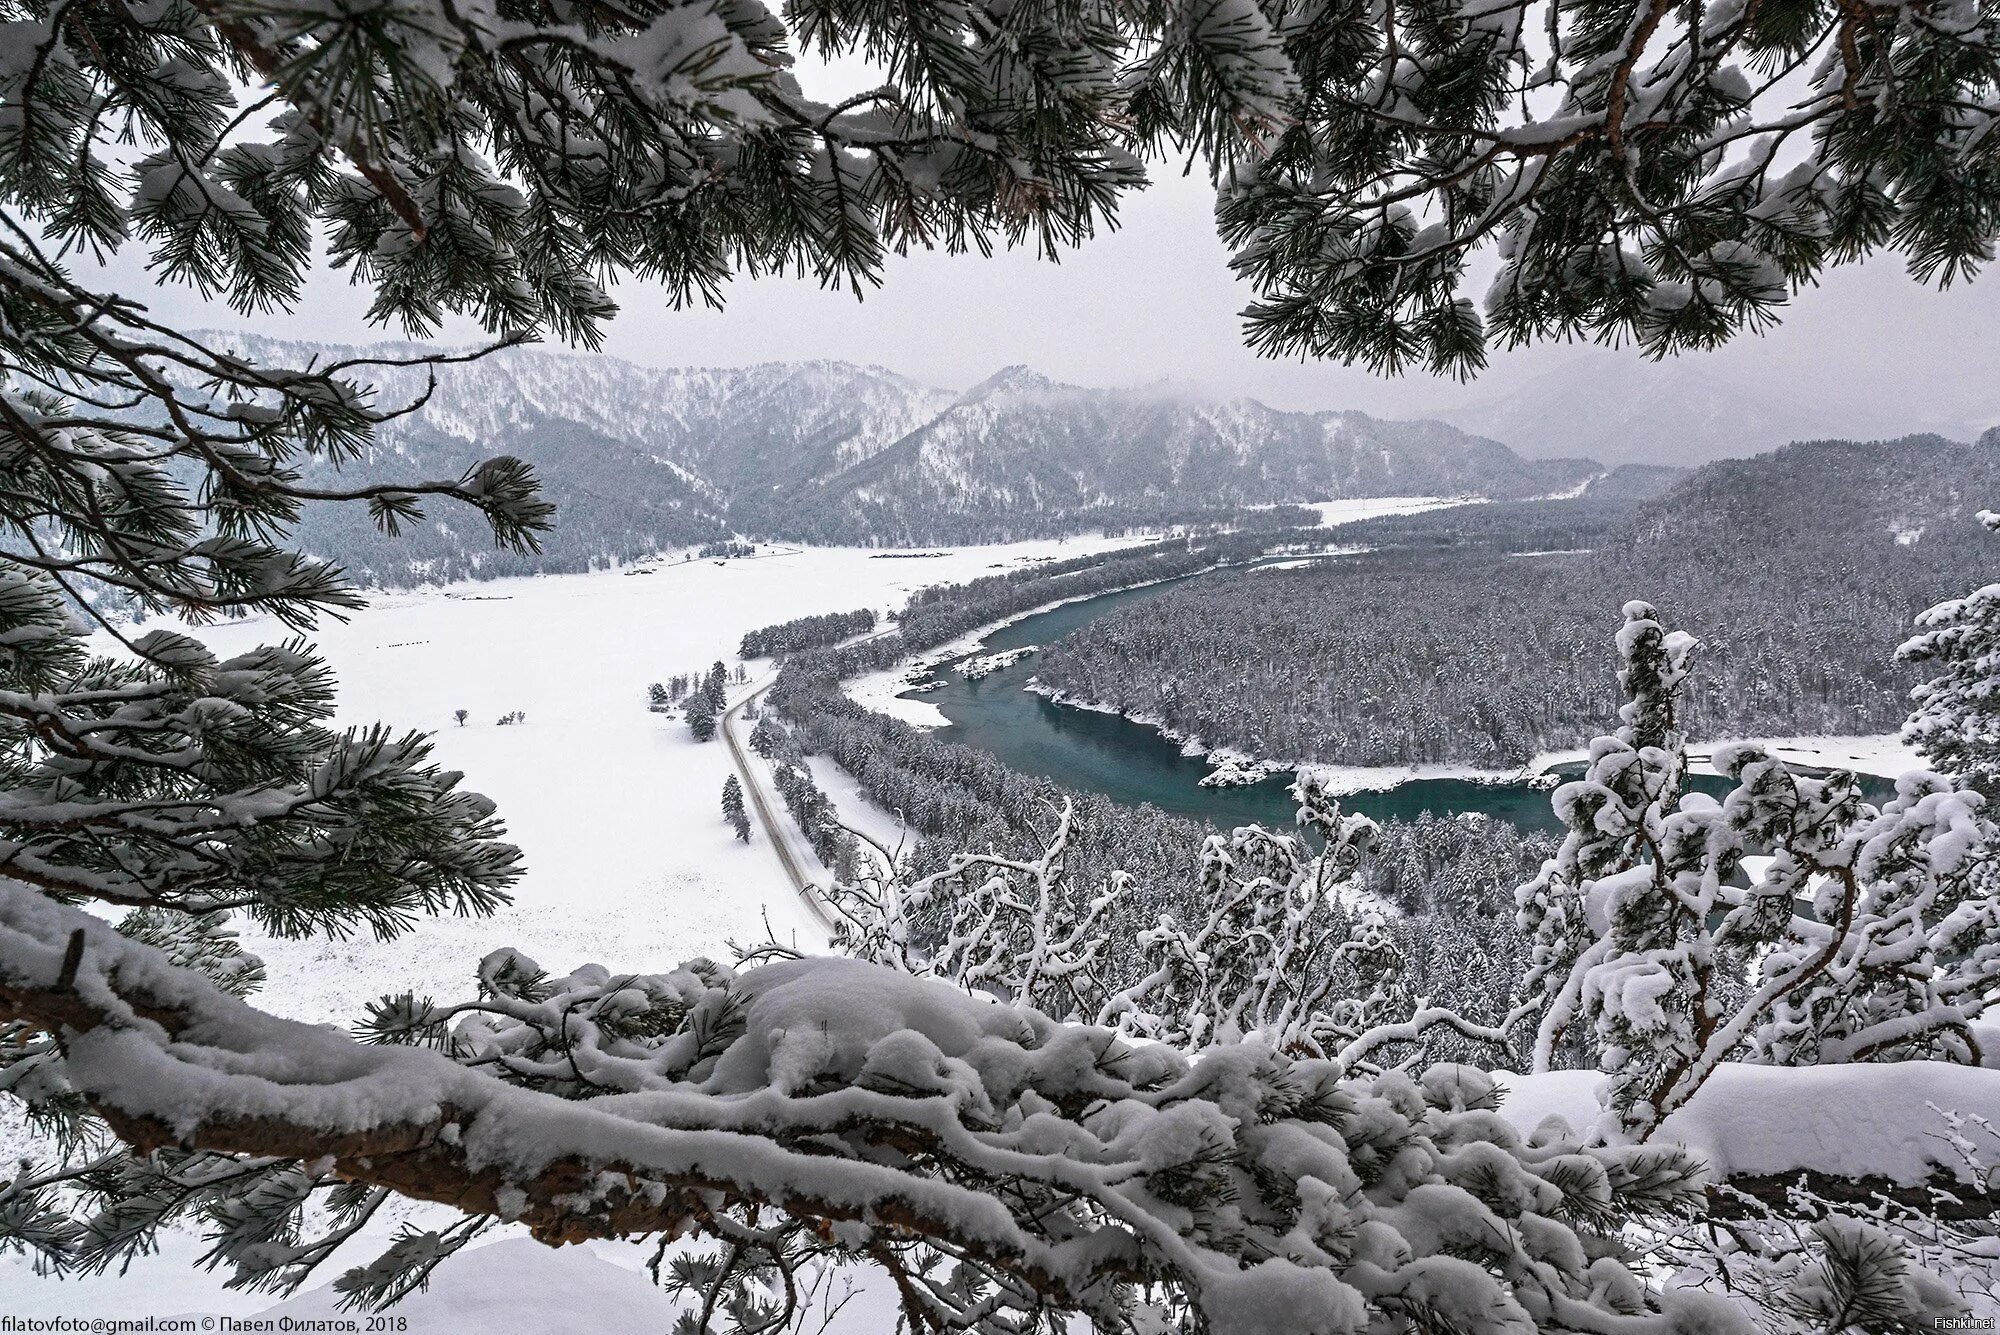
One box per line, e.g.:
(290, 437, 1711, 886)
(1518, 601, 2000, 1144)
(0, 875, 1782, 1334)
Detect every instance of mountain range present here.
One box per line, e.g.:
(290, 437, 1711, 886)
(206, 337, 1620, 584)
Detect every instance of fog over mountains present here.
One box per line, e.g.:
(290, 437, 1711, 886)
(1428, 352, 2000, 466)
(763, 365, 1605, 544)
(215, 337, 1618, 583)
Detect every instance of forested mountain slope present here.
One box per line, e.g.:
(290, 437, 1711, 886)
(751, 366, 1603, 543)
(208, 336, 953, 582)
(201, 339, 1607, 579)
(1031, 436, 2000, 767)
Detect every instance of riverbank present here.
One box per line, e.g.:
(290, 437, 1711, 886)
(1023, 678, 1919, 793)
(847, 555, 1918, 835)
(845, 496, 1456, 728)
(849, 571, 1193, 727)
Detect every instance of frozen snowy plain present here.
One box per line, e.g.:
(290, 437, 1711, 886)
(0, 534, 1161, 1326)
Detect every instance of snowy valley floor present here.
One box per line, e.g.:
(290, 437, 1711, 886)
(1, 534, 1162, 1326)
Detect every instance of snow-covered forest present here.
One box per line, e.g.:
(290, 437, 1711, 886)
(1034, 436, 2000, 767)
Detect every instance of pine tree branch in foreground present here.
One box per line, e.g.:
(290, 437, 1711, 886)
(6, 871, 1995, 1330)
(0, 875, 1837, 1334)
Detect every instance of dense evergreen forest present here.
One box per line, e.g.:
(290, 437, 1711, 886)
(761, 671, 1543, 1054)
(1031, 437, 2000, 767)
(735, 433, 1999, 1051)
(739, 608, 879, 658)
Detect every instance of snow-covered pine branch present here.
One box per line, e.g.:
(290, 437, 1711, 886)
(6, 0, 1994, 399)
(0, 876, 1775, 1334)
(1101, 787, 1400, 1055)
(0, 564, 522, 931)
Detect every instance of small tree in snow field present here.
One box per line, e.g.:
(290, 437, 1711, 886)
(684, 692, 717, 744)
(722, 776, 751, 842)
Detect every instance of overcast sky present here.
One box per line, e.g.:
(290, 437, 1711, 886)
(117, 152, 2000, 455)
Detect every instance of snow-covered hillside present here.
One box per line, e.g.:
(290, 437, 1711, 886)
(187, 337, 1606, 575)
(802, 365, 1600, 542)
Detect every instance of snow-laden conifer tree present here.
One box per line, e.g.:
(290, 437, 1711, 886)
(1901, 511, 2000, 799)
(685, 689, 718, 742)
(1518, 603, 1997, 1143)
(721, 774, 751, 841)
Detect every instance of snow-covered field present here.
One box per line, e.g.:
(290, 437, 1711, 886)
(1293, 495, 1467, 526)
(0, 535, 1150, 1326)
(117, 536, 1150, 1025)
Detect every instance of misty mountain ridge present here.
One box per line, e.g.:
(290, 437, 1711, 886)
(753, 361, 1608, 544)
(190, 337, 1995, 586)
(199, 337, 1614, 582)
(1429, 352, 2000, 467)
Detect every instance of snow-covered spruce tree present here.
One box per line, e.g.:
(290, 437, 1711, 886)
(1901, 510, 2000, 800)
(721, 774, 751, 842)
(1517, 602, 1996, 1144)
(685, 689, 718, 742)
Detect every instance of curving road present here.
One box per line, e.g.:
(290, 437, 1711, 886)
(720, 676, 839, 934)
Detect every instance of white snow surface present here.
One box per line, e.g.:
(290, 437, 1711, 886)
(92, 538, 1144, 1024)
(1496, 1063, 2000, 1187)
(1, 538, 1147, 1329)
(1293, 495, 1466, 526)
(1291, 732, 1924, 795)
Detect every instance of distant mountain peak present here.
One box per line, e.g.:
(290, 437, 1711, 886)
(958, 364, 1064, 402)
(164, 338, 1614, 575)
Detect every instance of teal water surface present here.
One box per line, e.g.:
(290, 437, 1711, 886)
(905, 559, 1894, 835)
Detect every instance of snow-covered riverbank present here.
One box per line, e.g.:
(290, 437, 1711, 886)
(1017, 686, 1923, 794)
(847, 496, 1452, 728)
